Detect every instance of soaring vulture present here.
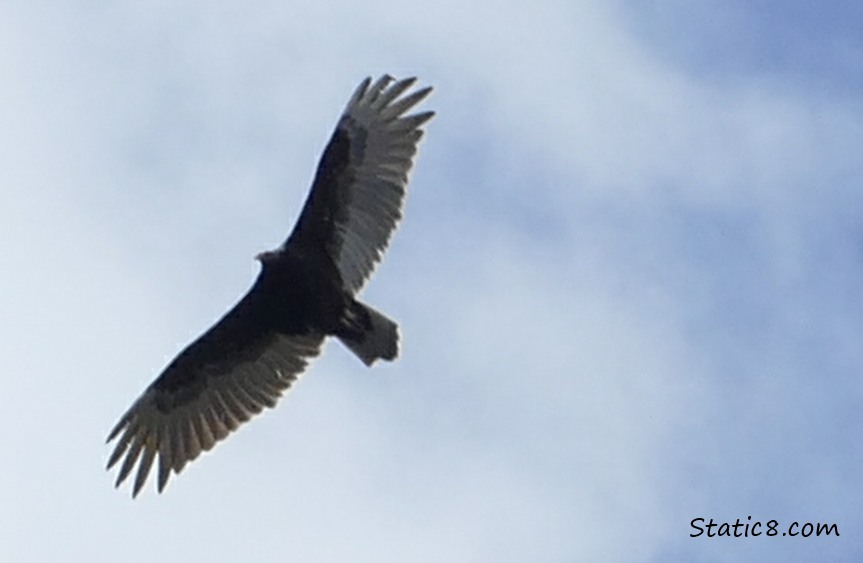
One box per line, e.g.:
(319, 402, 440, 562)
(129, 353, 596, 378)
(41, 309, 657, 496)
(106, 75, 434, 497)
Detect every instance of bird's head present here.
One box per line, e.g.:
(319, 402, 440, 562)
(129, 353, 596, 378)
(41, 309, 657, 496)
(255, 249, 280, 264)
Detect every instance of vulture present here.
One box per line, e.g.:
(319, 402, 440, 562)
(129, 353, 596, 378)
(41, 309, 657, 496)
(106, 75, 434, 497)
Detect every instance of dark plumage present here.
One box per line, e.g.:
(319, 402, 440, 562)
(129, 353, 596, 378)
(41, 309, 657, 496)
(106, 75, 434, 497)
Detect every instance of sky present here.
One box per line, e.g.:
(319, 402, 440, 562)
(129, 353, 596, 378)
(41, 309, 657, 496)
(2, 1, 862, 561)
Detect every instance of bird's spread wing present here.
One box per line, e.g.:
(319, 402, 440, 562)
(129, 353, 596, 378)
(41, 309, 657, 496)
(106, 291, 324, 497)
(286, 75, 434, 294)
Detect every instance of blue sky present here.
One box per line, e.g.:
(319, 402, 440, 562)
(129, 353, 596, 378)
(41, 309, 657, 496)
(2, 1, 862, 561)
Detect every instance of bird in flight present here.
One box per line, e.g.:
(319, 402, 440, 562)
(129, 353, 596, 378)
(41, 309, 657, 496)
(106, 75, 434, 497)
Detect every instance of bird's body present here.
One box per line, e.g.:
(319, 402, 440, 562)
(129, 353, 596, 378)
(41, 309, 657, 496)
(107, 75, 433, 497)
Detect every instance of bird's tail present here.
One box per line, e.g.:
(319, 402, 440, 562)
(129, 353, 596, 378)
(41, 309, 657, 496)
(337, 301, 399, 366)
